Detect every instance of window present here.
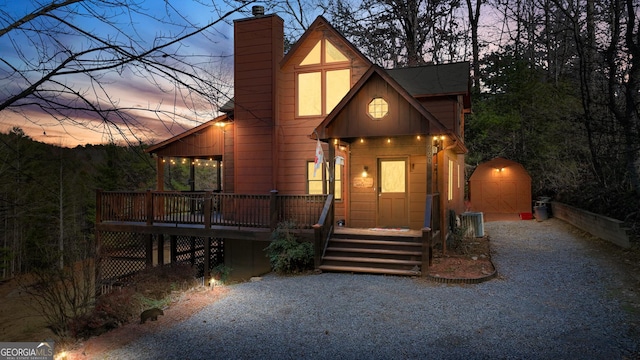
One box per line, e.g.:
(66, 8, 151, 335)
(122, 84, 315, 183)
(297, 39, 350, 117)
(368, 97, 388, 119)
(307, 161, 342, 200)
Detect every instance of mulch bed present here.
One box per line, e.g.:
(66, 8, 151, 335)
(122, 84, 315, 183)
(427, 235, 497, 283)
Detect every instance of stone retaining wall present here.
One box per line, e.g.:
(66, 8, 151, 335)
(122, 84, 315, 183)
(551, 201, 634, 248)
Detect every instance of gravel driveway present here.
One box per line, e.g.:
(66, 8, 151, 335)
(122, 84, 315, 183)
(104, 218, 639, 359)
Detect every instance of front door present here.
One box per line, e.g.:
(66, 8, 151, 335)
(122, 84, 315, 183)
(377, 159, 409, 228)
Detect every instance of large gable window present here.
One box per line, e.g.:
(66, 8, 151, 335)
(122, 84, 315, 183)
(297, 39, 350, 117)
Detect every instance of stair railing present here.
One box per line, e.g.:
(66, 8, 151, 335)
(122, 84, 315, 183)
(313, 194, 334, 269)
(421, 193, 440, 273)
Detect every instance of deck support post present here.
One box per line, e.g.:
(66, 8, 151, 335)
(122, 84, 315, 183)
(157, 234, 164, 266)
(145, 234, 153, 268)
(313, 224, 322, 269)
(269, 190, 279, 230)
(203, 191, 213, 283)
(204, 237, 211, 283)
(170, 235, 177, 265)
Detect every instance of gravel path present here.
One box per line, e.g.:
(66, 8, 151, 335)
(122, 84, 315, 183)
(104, 219, 639, 359)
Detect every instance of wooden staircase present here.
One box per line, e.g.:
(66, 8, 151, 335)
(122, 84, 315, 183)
(318, 229, 423, 276)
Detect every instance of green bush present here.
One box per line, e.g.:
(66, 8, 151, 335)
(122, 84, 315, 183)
(265, 220, 314, 274)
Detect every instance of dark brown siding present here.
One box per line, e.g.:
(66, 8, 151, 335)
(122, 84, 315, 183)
(326, 75, 430, 139)
(419, 97, 456, 133)
(233, 15, 283, 194)
(153, 125, 224, 158)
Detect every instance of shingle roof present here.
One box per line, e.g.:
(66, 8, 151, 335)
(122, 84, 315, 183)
(386, 62, 470, 97)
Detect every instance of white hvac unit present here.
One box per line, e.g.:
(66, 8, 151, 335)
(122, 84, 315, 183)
(461, 212, 485, 237)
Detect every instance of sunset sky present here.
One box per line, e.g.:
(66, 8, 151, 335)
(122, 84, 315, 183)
(0, 0, 247, 147)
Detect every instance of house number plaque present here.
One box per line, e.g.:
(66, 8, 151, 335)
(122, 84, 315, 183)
(353, 177, 374, 188)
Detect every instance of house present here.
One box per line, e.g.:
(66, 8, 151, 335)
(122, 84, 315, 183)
(95, 7, 471, 286)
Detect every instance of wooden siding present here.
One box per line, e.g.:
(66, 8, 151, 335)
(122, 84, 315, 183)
(469, 157, 531, 214)
(348, 136, 428, 229)
(275, 22, 371, 225)
(233, 15, 283, 193)
(223, 125, 235, 193)
(151, 124, 225, 158)
(326, 75, 431, 139)
(419, 97, 457, 135)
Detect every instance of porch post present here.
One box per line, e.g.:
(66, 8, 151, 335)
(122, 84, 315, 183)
(424, 139, 434, 273)
(269, 189, 279, 230)
(426, 138, 433, 195)
(189, 157, 195, 192)
(329, 144, 335, 191)
(156, 156, 164, 191)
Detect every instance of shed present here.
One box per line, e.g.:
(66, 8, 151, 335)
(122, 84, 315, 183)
(468, 157, 531, 215)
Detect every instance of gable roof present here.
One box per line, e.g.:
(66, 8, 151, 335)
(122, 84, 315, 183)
(314, 65, 448, 139)
(281, 16, 372, 68)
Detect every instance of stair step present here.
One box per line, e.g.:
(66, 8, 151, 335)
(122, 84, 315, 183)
(323, 256, 421, 266)
(319, 265, 421, 276)
(325, 247, 421, 256)
(329, 238, 421, 247)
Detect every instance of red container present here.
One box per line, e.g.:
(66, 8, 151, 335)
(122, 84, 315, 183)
(519, 212, 533, 220)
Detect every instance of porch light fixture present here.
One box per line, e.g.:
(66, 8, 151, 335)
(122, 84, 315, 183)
(416, 135, 421, 140)
(360, 138, 364, 143)
(433, 135, 445, 153)
(362, 166, 369, 178)
(387, 138, 391, 144)
(214, 121, 227, 127)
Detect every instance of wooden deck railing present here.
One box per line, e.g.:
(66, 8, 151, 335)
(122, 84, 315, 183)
(96, 190, 328, 229)
(421, 192, 441, 271)
(313, 194, 334, 269)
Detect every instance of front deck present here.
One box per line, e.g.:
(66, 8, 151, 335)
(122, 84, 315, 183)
(95, 191, 438, 293)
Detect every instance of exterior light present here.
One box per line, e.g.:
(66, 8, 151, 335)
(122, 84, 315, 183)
(387, 138, 391, 143)
(362, 166, 368, 178)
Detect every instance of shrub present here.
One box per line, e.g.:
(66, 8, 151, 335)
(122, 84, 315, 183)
(68, 287, 137, 339)
(265, 220, 314, 274)
(69, 263, 198, 339)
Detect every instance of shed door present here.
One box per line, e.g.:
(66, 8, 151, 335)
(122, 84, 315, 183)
(378, 159, 408, 228)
